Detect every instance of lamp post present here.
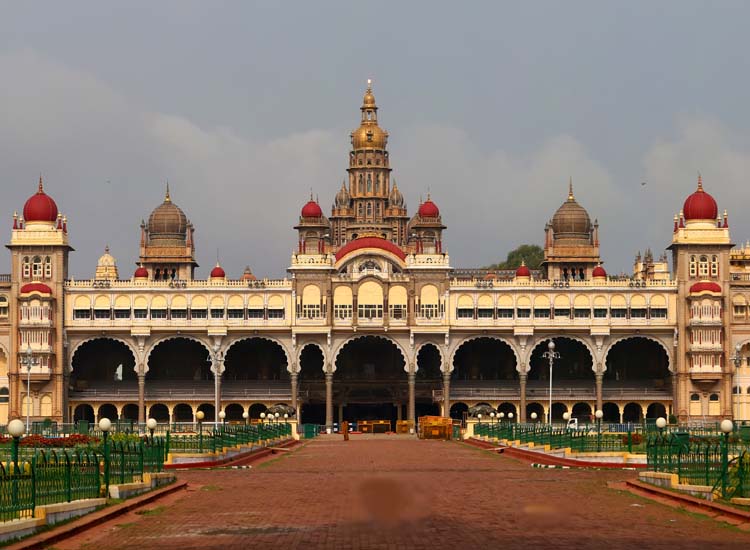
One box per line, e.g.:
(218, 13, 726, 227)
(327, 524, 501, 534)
(498, 412, 505, 424)
(219, 410, 226, 426)
(146, 417, 158, 442)
(99, 417, 112, 496)
(196, 410, 205, 452)
(490, 411, 495, 424)
(508, 412, 514, 423)
(260, 412, 267, 441)
(562, 411, 570, 428)
(655, 417, 667, 470)
(595, 409, 604, 452)
(542, 340, 560, 425)
(242, 411, 249, 426)
(8, 419, 24, 506)
(22, 345, 37, 433)
(530, 412, 537, 422)
(732, 343, 743, 417)
(720, 418, 734, 499)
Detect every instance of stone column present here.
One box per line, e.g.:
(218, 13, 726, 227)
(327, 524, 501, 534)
(442, 372, 451, 418)
(137, 373, 146, 423)
(408, 372, 416, 422)
(290, 372, 299, 415)
(519, 373, 527, 422)
(214, 369, 222, 421)
(595, 372, 604, 414)
(325, 372, 334, 431)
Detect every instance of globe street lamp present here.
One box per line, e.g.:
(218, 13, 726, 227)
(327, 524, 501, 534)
(146, 417, 158, 442)
(720, 418, 734, 498)
(242, 411, 249, 426)
(7, 419, 24, 506)
(490, 412, 495, 425)
(595, 409, 604, 451)
(542, 340, 560, 425)
(196, 410, 205, 452)
(508, 412, 514, 423)
(99, 417, 112, 495)
(562, 411, 570, 427)
(498, 412, 505, 423)
(530, 412, 538, 422)
(219, 410, 226, 425)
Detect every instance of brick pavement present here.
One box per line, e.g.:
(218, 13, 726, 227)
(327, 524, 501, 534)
(54, 437, 750, 549)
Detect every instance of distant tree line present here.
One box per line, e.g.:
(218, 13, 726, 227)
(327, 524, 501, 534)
(485, 244, 544, 270)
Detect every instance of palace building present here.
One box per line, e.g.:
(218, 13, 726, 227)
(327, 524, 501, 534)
(1, 82, 750, 428)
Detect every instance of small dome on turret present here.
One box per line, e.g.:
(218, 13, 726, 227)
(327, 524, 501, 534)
(23, 176, 58, 224)
(335, 183, 351, 208)
(551, 180, 591, 240)
(148, 184, 188, 242)
(388, 182, 404, 208)
(210, 262, 226, 279)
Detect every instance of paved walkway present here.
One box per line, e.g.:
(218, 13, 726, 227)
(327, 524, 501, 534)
(56, 438, 750, 549)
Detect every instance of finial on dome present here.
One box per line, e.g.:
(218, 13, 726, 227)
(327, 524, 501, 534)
(165, 182, 171, 203)
(38, 174, 44, 193)
(568, 177, 574, 201)
(367, 78, 372, 91)
(105, 244, 110, 254)
(697, 172, 703, 191)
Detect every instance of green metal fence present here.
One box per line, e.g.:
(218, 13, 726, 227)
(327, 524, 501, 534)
(476, 422, 646, 453)
(165, 423, 291, 454)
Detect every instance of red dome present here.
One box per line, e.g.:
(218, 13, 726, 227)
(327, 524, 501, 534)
(20, 282, 52, 295)
(301, 199, 323, 218)
(210, 264, 226, 278)
(418, 199, 439, 218)
(689, 281, 722, 294)
(23, 178, 58, 223)
(134, 266, 148, 278)
(683, 177, 718, 221)
(592, 265, 607, 278)
(335, 237, 406, 261)
(515, 264, 531, 277)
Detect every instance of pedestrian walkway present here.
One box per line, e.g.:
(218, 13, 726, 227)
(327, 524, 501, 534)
(54, 438, 750, 549)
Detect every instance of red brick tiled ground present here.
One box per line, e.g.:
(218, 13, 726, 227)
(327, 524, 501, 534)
(56, 437, 750, 549)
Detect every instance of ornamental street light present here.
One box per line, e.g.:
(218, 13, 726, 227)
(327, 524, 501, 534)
(219, 410, 226, 425)
(595, 409, 604, 451)
(7, 419, 24, 507)
(146, 417, 158, 442)
(542, 340, 560, 425)
(196, 410, 205, 452)
(489, 412, 495, 425)
(508, 412, 514, 423)
(99, 417, 112, 496)
(22, 345, 38, 433)
(733, 343, 743, 369)
(530, 412, 538, 422)
(720, 418, 734, 498)
(242, 411, 249, 426)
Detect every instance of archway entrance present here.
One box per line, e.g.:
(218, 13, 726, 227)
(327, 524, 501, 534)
(298, 344, 326, 425)
(605, 337, 671, 394)
(334, 336, 406, 428)
(415, 344, 442, 418)
(528, 337, 594, 411)
(71, 339, 137, 391)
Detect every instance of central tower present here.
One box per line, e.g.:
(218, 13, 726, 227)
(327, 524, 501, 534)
(330, 81, 409, 248)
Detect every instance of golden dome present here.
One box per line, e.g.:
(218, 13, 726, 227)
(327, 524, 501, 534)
(148, 185, 188, 242)
(350, 79, 388, 150)
(551, 181, 592, 240)
(97, 245, 116, 267)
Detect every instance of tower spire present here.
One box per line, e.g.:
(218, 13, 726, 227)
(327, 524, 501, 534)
(697, 172, 703, 191)
(568, 177, 574, 201)
(165, 181, 171, 203)
(38, 174, 44, 193)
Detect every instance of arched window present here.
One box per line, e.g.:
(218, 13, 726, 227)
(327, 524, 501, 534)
(734, 386, 742, 395)
(22, 257, 30, 279)
(0, 296, 7, 318)
(367, 174, 372, 193)
(709, 393, 719, 401)
(374, 175, 380, 194)
(699, 256, 709, 277)
(690, 393, 700, 401)
(689, 255, 697, 278)
(358, 174, 364, 194)
(32, 256, 42, 278)
(44, 257, 52, 279)
(711, 255, 719, 278)
(366, 203, 372, 217)
(358, 204, 363, 217)
(0, 388, 8, 404)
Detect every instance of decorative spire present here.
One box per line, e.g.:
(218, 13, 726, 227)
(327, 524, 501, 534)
(697, 172, 703, 192)
(568, 177, 575, 201)
(105, 244, 110, 254)
(38, 174, 44, 193)
(164, 182, 171, 203)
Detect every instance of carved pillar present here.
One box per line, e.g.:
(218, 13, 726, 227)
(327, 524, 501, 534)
(442, 372, 451, 418)
(214, 369, 222, 421)
(325, 372, 334, 430)
(519, 372, 527, 422)
(290, 372, 299, 415)
(408, 371, 416, 422)
(595, 371, 603, 414)
(138, 373, 146, 423)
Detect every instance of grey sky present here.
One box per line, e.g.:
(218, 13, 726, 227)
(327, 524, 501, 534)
(2, 1, 750, 278)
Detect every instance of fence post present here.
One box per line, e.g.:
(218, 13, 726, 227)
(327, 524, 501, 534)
(103, 431, 110, 498)
(65, 451, 72, 502)
(627, 430, 632, 453)
(722, 432, 730, 499)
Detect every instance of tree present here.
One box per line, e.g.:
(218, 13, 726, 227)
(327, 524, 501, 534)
(486, 244, 544, 270)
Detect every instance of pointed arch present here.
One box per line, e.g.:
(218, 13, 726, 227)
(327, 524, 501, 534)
(70, 337, 138, 376)
(224, 335, 292, 372)
(525, 334, 597, 370)
(144, 334, 214, 373)
(603, 335, 674, 374)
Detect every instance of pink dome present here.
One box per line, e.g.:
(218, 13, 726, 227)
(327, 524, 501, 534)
(210, 264, 226, 278)
(592, 265, 607, 278)
(301, 199, 323, 218)
(683, 177, 718, 221)
(418, 199, 439, 218)
(134, 266, 148, 278)
(23, 178, 58, 223)
(515, 264, 531, 277)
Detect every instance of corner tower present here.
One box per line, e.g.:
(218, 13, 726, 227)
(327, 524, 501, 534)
(6, 177, 72, 422)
